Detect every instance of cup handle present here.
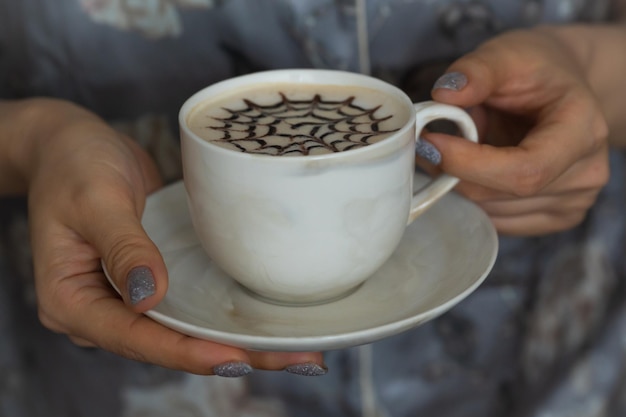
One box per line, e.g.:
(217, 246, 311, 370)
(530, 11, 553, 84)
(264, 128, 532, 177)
(408, 101, 479, 225)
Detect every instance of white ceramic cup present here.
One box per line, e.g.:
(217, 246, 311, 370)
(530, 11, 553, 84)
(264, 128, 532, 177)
(179, 69, 478, 305)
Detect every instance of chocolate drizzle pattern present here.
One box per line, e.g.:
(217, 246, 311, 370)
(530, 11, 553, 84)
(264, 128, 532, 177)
(207, 93, 400, 156)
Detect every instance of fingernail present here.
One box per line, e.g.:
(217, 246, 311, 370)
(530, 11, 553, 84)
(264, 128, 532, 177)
(416, 138, 442, 165)
(127, 266, 156, 305)
(433, 72, 467, 91)
(285, 362, 328, 376)
(213, 361, 253, 377)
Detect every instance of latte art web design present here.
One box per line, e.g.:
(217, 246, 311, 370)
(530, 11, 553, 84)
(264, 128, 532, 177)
(208, 93, 400, 156)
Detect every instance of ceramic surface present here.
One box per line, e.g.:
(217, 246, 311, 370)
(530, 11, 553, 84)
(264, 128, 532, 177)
(104, 177, 497, 351)
(179, 69, 479, 304)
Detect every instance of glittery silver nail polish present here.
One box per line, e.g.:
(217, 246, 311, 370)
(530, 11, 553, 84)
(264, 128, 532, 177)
(127, 266, 156, 305)
(433, 72, 468, 91)
(285, 363, 328, 376)
(415, 138, 442, 165)
(213, 362, 253, 377)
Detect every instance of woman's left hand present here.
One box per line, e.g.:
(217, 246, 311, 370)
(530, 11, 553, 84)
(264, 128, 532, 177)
(427, 27, 609, 235)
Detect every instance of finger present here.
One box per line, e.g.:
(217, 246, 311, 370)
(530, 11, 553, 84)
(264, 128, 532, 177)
(62, 183, 168, 312)
(61, 274, 252, 374)
(92, 208, 167, 312)
(453, 155, 608, 203)
(491, 211, 587, 236)
(69, 335, 98, 348)
(415, 154, 443, 176)
(476, 189, 600, 218)
(27, 129, 168, 312)
(248, 351, 327, 375)
(118, 133, 163, 194)
(62, 274, 326, 376)
(423, 108, 603, 198)
(428, 33, 608, 196)
(430, 31, 572, 110)
(109, 140, 166, 310)
(431, 54, 498, 108)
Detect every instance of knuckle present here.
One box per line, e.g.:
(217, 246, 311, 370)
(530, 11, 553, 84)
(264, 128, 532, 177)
(37, 307, 65, 334)
(68, 336, 97, 348)
(509, 163, 548, 198)
(584, 150, 610, 189)
(594, 161, 610, 188)
(583, 118, 609, 157)
(593, 116, 609, 146)
(112, 317, 151, 364)
(454, 182, 493, 203)
(586, 95, 609, 136)
(557, 212, 587, 231)
(579, 97, 608, 153)
(68, 181, 108, 217)
(104, 234, 146, 279)
(117, 344, 149, 364)
(548, 202, 590, 232)
(69, 178, 136, 221)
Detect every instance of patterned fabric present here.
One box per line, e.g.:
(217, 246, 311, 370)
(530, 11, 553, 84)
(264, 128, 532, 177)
(1, 1, 625, 416)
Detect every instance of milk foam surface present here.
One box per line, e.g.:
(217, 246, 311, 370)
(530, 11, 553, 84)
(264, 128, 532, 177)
(187, 83, 410, 156)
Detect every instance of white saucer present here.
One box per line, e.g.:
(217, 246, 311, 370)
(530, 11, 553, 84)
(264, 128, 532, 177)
(105, 177, 497, 351)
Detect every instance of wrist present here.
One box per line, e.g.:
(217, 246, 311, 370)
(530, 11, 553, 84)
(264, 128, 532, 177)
(0, 98, 53, 195)
(0, 98, 107, 195)
(537, 24, 626, 147)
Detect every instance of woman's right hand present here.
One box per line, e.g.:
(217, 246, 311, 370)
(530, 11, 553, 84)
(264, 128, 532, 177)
(3, 98, 325, 376)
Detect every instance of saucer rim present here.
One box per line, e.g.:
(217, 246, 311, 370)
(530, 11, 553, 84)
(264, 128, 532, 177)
(104, 179, 498, 351)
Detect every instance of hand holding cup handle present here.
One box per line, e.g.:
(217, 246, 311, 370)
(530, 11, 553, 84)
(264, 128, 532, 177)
(409, 101, 479, 224)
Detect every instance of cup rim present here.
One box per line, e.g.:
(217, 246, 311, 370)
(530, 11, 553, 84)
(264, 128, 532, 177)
(178, 68, 416, 161)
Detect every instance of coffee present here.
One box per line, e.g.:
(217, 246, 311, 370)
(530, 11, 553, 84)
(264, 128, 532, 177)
(186, 83, 411, 156)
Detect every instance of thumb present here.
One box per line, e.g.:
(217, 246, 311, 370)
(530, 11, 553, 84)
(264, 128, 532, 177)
(96, 135, 167, 311)
(427, 30, 546, 110)
(91, 202, 168, 312)
(430, 53, 498, 109)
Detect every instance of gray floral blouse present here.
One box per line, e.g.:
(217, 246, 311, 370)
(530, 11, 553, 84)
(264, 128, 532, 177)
(1, 1, 625, 417)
